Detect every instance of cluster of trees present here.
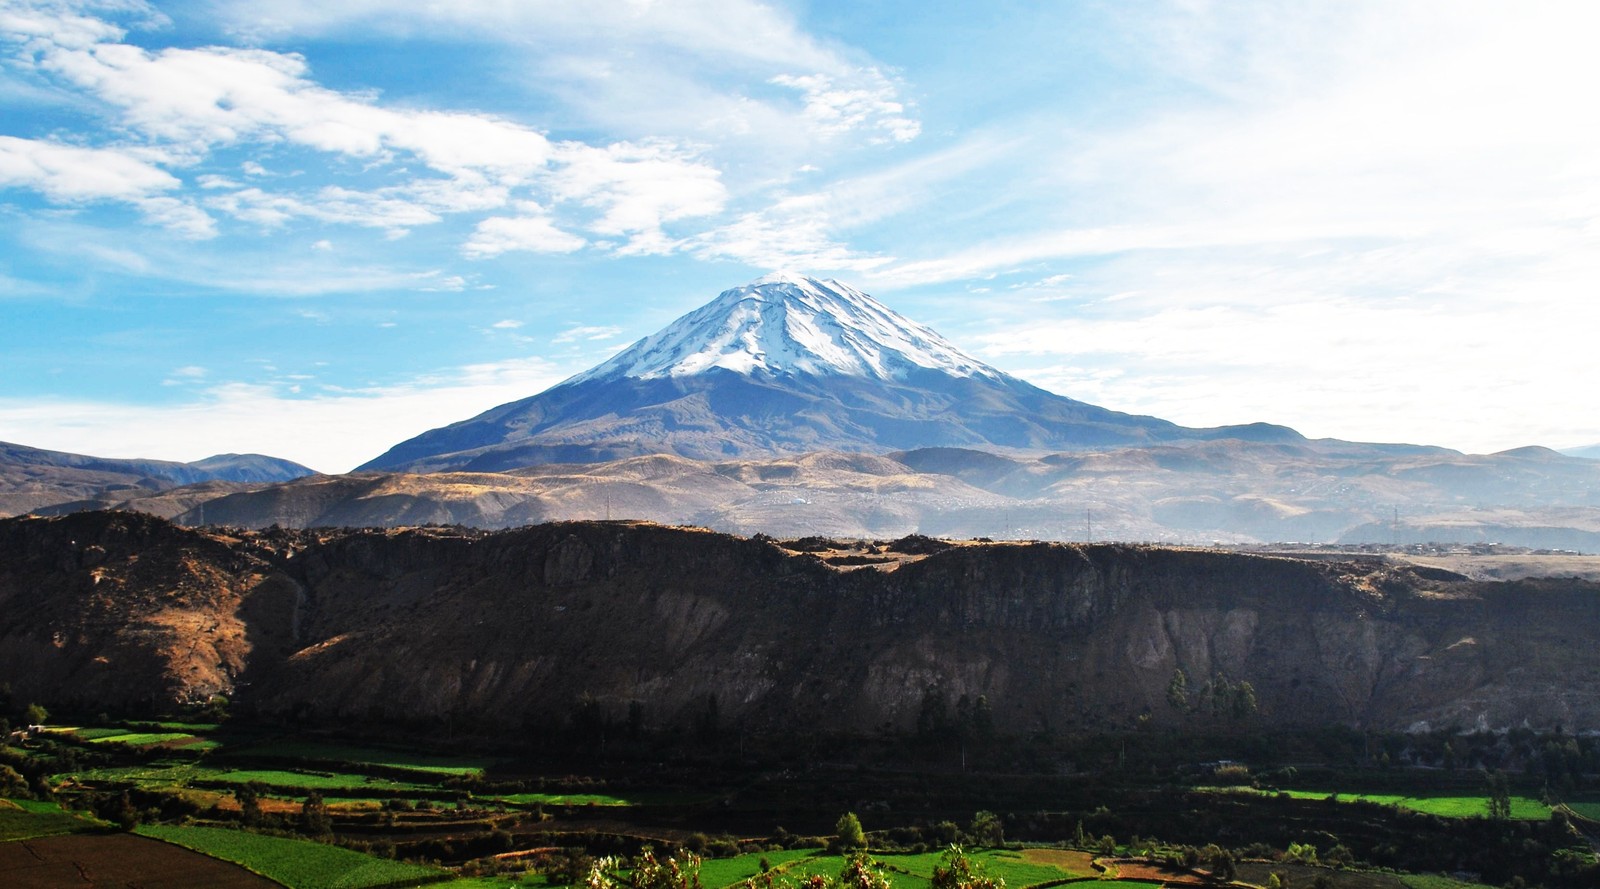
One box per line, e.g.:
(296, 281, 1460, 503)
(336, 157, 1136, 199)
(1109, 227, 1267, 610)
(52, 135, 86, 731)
(1166, 669, 1258, 721)
(582, 844, 1003, 889)
(916, 690, 996, 768)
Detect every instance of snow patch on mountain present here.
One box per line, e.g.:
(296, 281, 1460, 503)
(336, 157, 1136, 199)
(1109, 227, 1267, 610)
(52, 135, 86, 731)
(570, 272, 1005, 384)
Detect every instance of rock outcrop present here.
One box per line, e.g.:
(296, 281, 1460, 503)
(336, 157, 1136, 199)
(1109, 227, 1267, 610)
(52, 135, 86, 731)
(3, 511, 1598, 735)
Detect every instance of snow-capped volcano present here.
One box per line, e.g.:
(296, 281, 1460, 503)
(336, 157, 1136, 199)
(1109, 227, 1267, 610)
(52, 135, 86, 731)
(571, 273, 1001, 384)
(360, 274, 1301, 472)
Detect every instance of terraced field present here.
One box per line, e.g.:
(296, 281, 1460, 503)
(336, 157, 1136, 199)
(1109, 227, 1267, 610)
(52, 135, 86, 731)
(139, 823, 448, 889)
(1, 831, 281, 888)
(1203, 787, 1552, 820)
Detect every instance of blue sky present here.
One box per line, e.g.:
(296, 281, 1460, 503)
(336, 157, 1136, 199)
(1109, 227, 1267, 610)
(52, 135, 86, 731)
(2, 0, 1597, 472)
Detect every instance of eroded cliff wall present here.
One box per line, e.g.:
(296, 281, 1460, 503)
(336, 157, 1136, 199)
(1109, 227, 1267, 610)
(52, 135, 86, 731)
(2, 511, 1596, 734)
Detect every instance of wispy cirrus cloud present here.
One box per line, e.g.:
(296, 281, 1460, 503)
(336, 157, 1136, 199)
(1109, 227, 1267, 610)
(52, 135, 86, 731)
(769, 72, 919, 144)
(202, 0, 920, 149)
(552, 325, 622, 344)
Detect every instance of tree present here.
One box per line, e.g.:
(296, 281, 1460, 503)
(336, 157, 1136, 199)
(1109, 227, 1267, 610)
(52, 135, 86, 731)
(300, 791, 331, 836)
(627, 700, 645, 740)
(1167, 669, 1189, 712)
(96, 790, 140, 831)
(839, 852, 891, 889)
(971, 696, 994, 745)
(1204, 845, 1235, 882)
(933, 845, 1004, 889)
(0, 764, 29, 798)
(968, 811, 1003, 848)
(22, 703, 47, 726)
(1286, 843, 1318, 866)
(630, 848, 703, 889)
(587, 850, 704, 889)
(203, 694, 229, 721)
(697, 694, 720, 744)
(234, 782, 264, 827)
(833, 812, 867, 852)
(1486, 769, 1512, 821)
(1230, 681, 1258, 719)
(917, 688, 949, 739)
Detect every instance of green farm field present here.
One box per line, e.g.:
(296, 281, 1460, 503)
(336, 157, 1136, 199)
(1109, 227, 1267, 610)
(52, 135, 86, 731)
(1205, 787, 1552, 820)
(696, 848, 1090, 889)
(63, 762, 434, 794)
(227, 740, 496, 777)
(88, 731, 204, 746)
(139, 823, 447, 889)
(0, 798, 98, 842)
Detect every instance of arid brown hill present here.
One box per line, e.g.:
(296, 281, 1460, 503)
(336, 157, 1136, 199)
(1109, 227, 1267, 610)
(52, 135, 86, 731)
(3, 510, 1598, 735)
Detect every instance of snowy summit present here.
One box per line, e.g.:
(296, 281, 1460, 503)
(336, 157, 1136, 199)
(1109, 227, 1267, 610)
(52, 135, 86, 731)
(571, 272, 1003, 384)
(361, 273, 1301, 473)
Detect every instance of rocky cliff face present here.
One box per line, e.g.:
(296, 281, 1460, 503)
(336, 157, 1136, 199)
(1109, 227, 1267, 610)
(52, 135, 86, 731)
(3, 511, 1597, 735)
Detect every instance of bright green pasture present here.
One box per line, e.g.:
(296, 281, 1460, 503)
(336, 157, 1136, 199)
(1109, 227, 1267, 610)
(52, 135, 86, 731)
(697, 848, 821, 887)
(1205, 786, 1551, 820)
(209, 768, 430, 792)
(0, 798, 97, 841)
(1400, 876, 1497, 889)
(49, 726, 131, 740)
(139, 823, 446, 889)
(61, 763, 432, 794)
(778, 854, 930, 889)
(490, 791, 637, 807)
(696, 849, 1073, 889)
(221, 740, 492, 776)
(146, 721, 222, 732)
(89, 731, 198, 746)
(878, 849, 1076, 889)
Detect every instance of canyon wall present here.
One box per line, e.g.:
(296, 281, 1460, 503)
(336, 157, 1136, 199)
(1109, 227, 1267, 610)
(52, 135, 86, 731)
(3, 511, 1597, 735)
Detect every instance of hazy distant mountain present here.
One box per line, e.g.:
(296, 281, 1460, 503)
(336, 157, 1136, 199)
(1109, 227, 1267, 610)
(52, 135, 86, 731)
(361, 273, 1303, 472)
(1564, 444, 1600, 460)
(72, 437, 1596, 549)
(0, 440, 314, 517)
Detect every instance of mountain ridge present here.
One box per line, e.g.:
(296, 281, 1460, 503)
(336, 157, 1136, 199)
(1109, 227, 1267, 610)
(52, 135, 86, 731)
(0, 440, 315, 518)
(361, 275, 1305, 472)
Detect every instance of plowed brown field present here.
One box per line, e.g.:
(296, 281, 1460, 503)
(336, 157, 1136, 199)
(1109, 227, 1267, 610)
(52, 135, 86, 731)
(0, 831, 280, 888)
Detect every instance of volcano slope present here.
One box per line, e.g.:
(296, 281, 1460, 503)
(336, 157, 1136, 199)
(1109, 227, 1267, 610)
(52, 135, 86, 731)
(3, 510, 1599, 736)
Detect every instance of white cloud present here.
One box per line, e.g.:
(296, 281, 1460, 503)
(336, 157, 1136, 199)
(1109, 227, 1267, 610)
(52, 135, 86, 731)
(206, 186, 443, 233)
(693, 195, 889, 272)
(552, 325, 621, 344)
(0, 0, 152, 51)
(0, 136, 177, 200)
(417, 274, 469, 292)
(550, 140, 726, 254)
(463, 203, 586, 258)
(770, 72, 919, 144)
(966, 231, 1600, 453)
(692, 136, 1003, 272)
(0, 135, 215, 236)
(3, 4, 731, 249)
(201, 0, 919, 153)
(491, 319, 523, 329)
